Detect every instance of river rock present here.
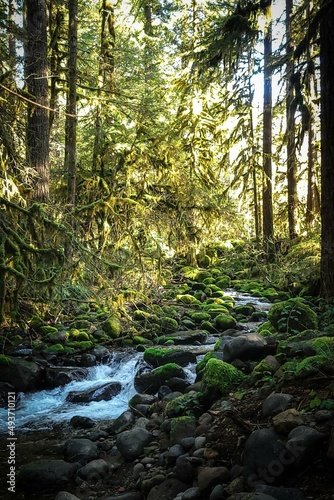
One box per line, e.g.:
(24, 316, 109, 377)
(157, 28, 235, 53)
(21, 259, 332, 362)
(242, 429, 287, 486)
(223, 333, 268, 362)
(254, 484, 308, 500)
(55, 493, 81, 500)
(272, 409, 304, 434)
(157, 330, 208, 345)
(116, 427, 153, 460)
(197, 466, 230, 492)
(44, 366, 88, 388)
(70, 415, 95, 429)
(134, 364, 186, 395)
(101, 494, 142, 500)
(66, 381, 122, 403)
(147, 478, 189, 500)
(107, 409, 136, 434)
(0, 382, 16, 408)
(0, 357, 41, 391)
(262, 393, 293, 417)
(17, 459, 79, 492)
(174, 455, 196, 483)
(77, 458, 110, 481)
(144, 349, 197, 368)
(64, 438, 99, 465)
(286, 425, 326, 467)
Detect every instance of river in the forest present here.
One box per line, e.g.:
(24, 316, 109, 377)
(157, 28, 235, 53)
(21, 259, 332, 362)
(0, 291, 271, 435)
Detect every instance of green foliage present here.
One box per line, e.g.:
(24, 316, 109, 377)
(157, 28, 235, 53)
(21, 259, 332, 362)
(0, 354, 12, 365)
(165, 392, 203, 418)
(268, 298, 318, 335)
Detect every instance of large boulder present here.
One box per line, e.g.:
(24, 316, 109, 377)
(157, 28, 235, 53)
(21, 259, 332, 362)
(64, 438, 99, 465)
(116, 427, 153, 460)
(0, 357, 41, 391)
(201, 358, 245, 397)
(134, 363, 186, 395)
(223, 333, 268, 363)
(267, 299, 318, 334)
(44, 367, 88, 388)
(157, 330, 208, 345)
(66, 382, 122, 403)
(18, 459, 79, 493)
(143, 348, 196, 368)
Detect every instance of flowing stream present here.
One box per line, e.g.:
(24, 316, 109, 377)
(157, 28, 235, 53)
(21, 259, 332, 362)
(0, 291, 271, 434)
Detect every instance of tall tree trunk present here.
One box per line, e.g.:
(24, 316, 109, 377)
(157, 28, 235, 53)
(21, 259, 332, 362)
(262, 4, 274, 250)
(248, 56, 260, 244)
(65, 0, 78, 206)
(92, 0, 116, 175)
(25, 0, 50, 202)
(320, 0, 334, 298)
(286, 0, 298, 240)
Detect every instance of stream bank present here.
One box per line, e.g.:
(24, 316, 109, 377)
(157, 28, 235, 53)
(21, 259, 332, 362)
(0, 265, 334, 500)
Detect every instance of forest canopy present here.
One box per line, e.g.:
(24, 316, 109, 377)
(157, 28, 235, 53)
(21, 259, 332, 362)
(1, 0, 334, 325)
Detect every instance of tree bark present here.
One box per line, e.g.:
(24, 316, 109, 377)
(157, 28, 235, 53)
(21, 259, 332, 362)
(262, 4, 274, 250)
(25, 0, 50, 202)
(65, 0, 78, 206)
(320, 0, 334, 298)
(286, 0, 298, 240)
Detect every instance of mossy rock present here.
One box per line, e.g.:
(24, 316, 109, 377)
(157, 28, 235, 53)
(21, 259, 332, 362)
(134, 362, 186, 394)
(233, 304, 255, 317)
(165, 391, 204, 418)
(133, 336, 152, 345)
(267, 299, 318, 335)
(214, 313, 237, 331)
(202, 358, 245, 396)
(195, 270, 212, 282)
(67, 341, 94, 350)
(196, 351, 223, 373)
(162, 306, 179, 318)
(205, 297, 228, 306)
(143, 348, 196, 367)
(190, 311, 211, 323)
(170, 416, 197, 445)
(216, 275, 232, 289)
(70, 319, 93, 330)
(44, 343, 65, 354)
(70, 330, 90, 341)
(0, 354, 13, 366)
(102, 316, 122, 338)
(180, 266, 198, 279)
(46, 331, 69, 344)
(29, 316, 44, 328)
(39, 326, 58, 337)
(197, 254, 211, 268)
(133, 310, 159, 323)
(180, 318, 197, 329)
(177, 284, 191, 294)
(200, 320, 216, 333)
(256, 320, 276, 336)
(250, 311, 268, 321)
(160, 317, 179, 333)
(295, 354, 334, 378)
(202, 277, 216, 286)
(212, 290, 226, 298)
(176, 294, 202, 306)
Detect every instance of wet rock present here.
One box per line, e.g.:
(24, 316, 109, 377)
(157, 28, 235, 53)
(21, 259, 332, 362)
(174, 455, 196, 483)
(286, 425, 326, 468)
(77, 458, 110, 482)
(44, 367, 88, 388)
(55, 492, 81, 500)
(170, 416, 197, 445)
(210, 484, 225, 500)
(197, 466, 230, 492)
(116, 427, 153, 460)
(223, 333, 268, 363)
(272, 409, 304, 434)
(157, 330, 208, 345)
(17, 459, 79, 492)
(143, 348, 197, 367)
(164, 443, 185, 465)
(66, 381, 122, 403)
(146, 478, 188, 500)
(91, 345, 110, 361)
(262, 393, 293, 418)
(64, 438, 99, 465)
(254, 484, 308, 500)
(175, 487, 201, 500)
(70, 415, 95, 429)
(79, 353, 96, 367)
(108, 410, 136, 434)
(242, 429, 286, 486)
(134, 364, 186, 395)
(0, 357, 41, 391)
(0, 382, 17, 408)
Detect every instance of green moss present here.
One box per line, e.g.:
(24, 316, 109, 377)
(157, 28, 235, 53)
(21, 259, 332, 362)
(233, 304, 255, 316)
(176, 294, 202, 306)
(70, 319, 92, 329)
(133, 335, 152, 345)
(214, 313, 236, 331)
(268, 299, 318, 334)
(39, 326, 58, 337)
(67, 341, 94, 350)
(162, 306, 179, 318)
(195, 270, 212, 282)
(200, 320, 216, 333)
(70, 330, 90, 341)
(191, 311, 211, 323)
(154, 362, 182, 378)
(196, 352, 221, 372)
(202, 277, 216, 285)
(256, 321, 276, 336)
(216, 275, 232, 289)
(202, 358, 245, 395)
(102, 316, 122, 338)
(143, 347, 180, 365)
(44, 343, 64, 353)
(160, 316, 179, 333)
(29, 315, 44, 328)
(0, 354, 12, 366)
(295, 355, 332, 377)
(180, 318, 196, 329)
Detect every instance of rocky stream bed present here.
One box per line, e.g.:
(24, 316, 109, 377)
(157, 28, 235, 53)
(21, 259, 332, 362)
(1, 271, 334, 500)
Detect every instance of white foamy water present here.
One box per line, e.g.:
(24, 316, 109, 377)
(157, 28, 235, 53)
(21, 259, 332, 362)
(0, 352, 143, 433)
